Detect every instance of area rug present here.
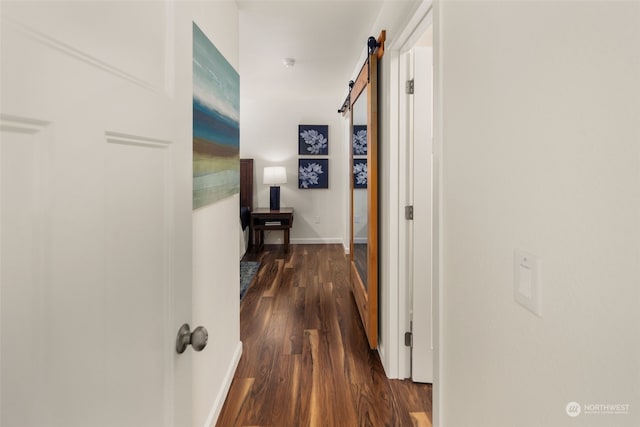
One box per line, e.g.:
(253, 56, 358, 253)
(240, 261, 260, 300)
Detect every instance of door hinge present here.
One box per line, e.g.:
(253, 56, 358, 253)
(404, 331, 413, 347)
(405, 205, 414, 220)
(406, 79, 415, 94)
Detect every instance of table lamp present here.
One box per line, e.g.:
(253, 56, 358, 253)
(263, 166, 287, 211)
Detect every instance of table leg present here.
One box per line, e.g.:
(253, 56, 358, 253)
(284, 228, 290, 253)
(253, 229, 261, 252)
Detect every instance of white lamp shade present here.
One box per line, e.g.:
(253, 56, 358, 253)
(263, 166, 287, 185)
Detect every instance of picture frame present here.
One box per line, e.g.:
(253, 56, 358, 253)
(192, 23, 240, 209)
(298, 125, 329, 155)
(353, 159, 367, 189)
(352, 124, 367, 156)
(298, 158, 329, 189)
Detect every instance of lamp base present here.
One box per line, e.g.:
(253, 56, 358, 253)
(269, 186, 280, 211)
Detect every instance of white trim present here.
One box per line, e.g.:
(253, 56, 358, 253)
(289, 237, 344, 245)
(380, 50, 401, 380)
(377, 343, 387, 375)
(397, 48, 412, 381)
(388, 0, 441, 422)
(432, 0, 444, 424)
(389, 1, 434, 51)
(384, 0, 435, 383)
(204, 341, 243, 427)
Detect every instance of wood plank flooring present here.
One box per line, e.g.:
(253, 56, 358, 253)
(217, 244, 432, 427)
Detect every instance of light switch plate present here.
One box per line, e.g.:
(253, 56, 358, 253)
(514, 249, 541, 316)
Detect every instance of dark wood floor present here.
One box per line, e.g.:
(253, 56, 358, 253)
(216, 244, 432, 427)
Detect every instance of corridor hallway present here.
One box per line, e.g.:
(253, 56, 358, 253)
(217, 244, 432, 426)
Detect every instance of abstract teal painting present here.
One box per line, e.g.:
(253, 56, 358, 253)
(193, 23, 240, 209)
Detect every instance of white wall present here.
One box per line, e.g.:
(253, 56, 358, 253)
(186, 2, 242, 426)
(240, 97, 348, 246)
(438, 2, 640, 426)
(342, 114, 352, 252)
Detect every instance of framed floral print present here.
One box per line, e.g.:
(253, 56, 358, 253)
(298, 158, 329, 189)
(353, 159, 367, 189)
(352, 124, 367, 156)
(298, 125, 329, 155)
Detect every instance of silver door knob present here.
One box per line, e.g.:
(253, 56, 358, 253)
(175, 323, 208, 354)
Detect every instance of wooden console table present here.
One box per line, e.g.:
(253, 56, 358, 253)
(250, 207, 294, 253)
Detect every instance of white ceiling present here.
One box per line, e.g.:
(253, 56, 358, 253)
(238, 0, 419, 100)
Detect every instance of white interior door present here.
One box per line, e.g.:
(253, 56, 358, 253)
(409, 47, 434, 383)
(0, 2, 191, 426)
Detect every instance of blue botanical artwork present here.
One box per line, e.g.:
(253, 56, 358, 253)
(353, 159, 367, 189)
(353, 125, 367, 155)
(299, 158, 329, 189)
(193, 23, 240, 209)
(298, 125, 329, 155)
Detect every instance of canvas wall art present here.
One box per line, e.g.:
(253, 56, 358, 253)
(353, 159, 367, 189)
(298, 125, 329, 155)
(299, 158, 329, 189)
(353, 124, 367, 156)
(193, 22, 240, 209)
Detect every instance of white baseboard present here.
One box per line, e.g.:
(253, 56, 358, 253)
(377, 342, 389, 377)
(377, 341, 398, 379)
(205, 341, 243, 427)
(289, 237, 344, 245)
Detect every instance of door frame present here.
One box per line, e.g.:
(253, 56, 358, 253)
(404, 45, 434, 384)
(387, 0, 442, 424)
